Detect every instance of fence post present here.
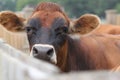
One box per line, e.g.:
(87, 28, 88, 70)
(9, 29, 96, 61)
(116, 14, 120, 25)
(105, 9, 117, 24)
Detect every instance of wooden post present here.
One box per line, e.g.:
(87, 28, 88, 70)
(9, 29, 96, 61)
(116, 14, 120, 25)
(105, 9, 117, 24)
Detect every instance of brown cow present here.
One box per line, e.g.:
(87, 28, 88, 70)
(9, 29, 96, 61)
(0, 11, 26, 32)
(70, 15, 120, 35)
(25, 2, 120, 72)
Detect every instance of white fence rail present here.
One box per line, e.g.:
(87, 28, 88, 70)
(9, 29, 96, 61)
(44, 71, 120, 80)
(0, 39, 59, 80)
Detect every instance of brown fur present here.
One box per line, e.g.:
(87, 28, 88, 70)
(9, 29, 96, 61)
(31, 2, 70, 27)
(71, 16, 120, 35)
(34, 2, 62, 12)
(62, 34, 120, 72)
(112, 65, 120, 72)
(0, 11, 25, 32)
(56, 40, 68, 71)
(70, 14, 100, 34)
(92, 24, 120, 34)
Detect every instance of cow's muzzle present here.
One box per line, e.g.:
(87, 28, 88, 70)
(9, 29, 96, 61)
(30, 44, 57, 64)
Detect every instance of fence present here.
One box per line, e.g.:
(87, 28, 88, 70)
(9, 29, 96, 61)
(0, 25, 29, 54)
(46, 71, 120, 80)
(0, 39, 59, 80)
(105, 9, 120, 25)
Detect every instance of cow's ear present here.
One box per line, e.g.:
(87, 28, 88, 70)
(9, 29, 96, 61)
(0, 12, 8, 25)
(70, 14, 101, 34)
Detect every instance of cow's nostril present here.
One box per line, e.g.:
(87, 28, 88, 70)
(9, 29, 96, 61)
(47, 48, 54, 57)
(33, 47, 38, 54)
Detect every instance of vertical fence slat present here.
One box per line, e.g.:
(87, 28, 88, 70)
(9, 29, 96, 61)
(116, 14, 120, 25)
(8, 61, 15, 80)
(1, 53, 9, 80)
(105, 10, 117, 25)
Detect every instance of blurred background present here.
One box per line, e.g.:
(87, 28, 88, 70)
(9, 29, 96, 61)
(0, 0, 120, 18)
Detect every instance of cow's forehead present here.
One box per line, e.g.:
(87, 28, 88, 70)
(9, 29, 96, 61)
(31, 11, 67, 27)
(27, 17, 67, 32)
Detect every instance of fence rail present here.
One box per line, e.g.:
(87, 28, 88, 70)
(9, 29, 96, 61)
(44, 71, 120, 80)
(0, 39, 59, 80)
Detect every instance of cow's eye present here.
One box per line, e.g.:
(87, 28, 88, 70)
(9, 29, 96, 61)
(62, 27, 68, 33)
(55, 26, 68, 36)
(25, 26, 37, 35)
(55, 26, 68, 33)
(26, 27, 32, 33)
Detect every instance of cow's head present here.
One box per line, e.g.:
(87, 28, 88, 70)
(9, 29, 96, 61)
(0, 11, 26, 32)
(26, 2, 100, 67)
(26, 2, 69, 64)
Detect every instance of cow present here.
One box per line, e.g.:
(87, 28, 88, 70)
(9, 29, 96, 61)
(25, 2, 120, 72)
(70, 14, 120, 35)
(0, 11, 26, 32)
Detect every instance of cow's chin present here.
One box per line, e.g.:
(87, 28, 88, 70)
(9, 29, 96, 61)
(30, 50, 57, 64)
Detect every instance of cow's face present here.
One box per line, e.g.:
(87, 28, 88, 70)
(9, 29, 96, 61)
(26, 2, 100, 66)
(26, 3, 69, 64)
(26, 18, 68, 64)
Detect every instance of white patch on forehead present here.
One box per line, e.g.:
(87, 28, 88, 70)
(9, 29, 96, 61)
(30, 44, 57, 64)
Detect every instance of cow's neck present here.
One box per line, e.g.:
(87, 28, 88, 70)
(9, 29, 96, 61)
(64, 36, 90, 72)
(63, 35, 110, 72)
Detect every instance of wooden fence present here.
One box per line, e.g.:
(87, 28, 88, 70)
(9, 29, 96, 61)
(105, 9, 120, 25)
(0, 25, 29, 54)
